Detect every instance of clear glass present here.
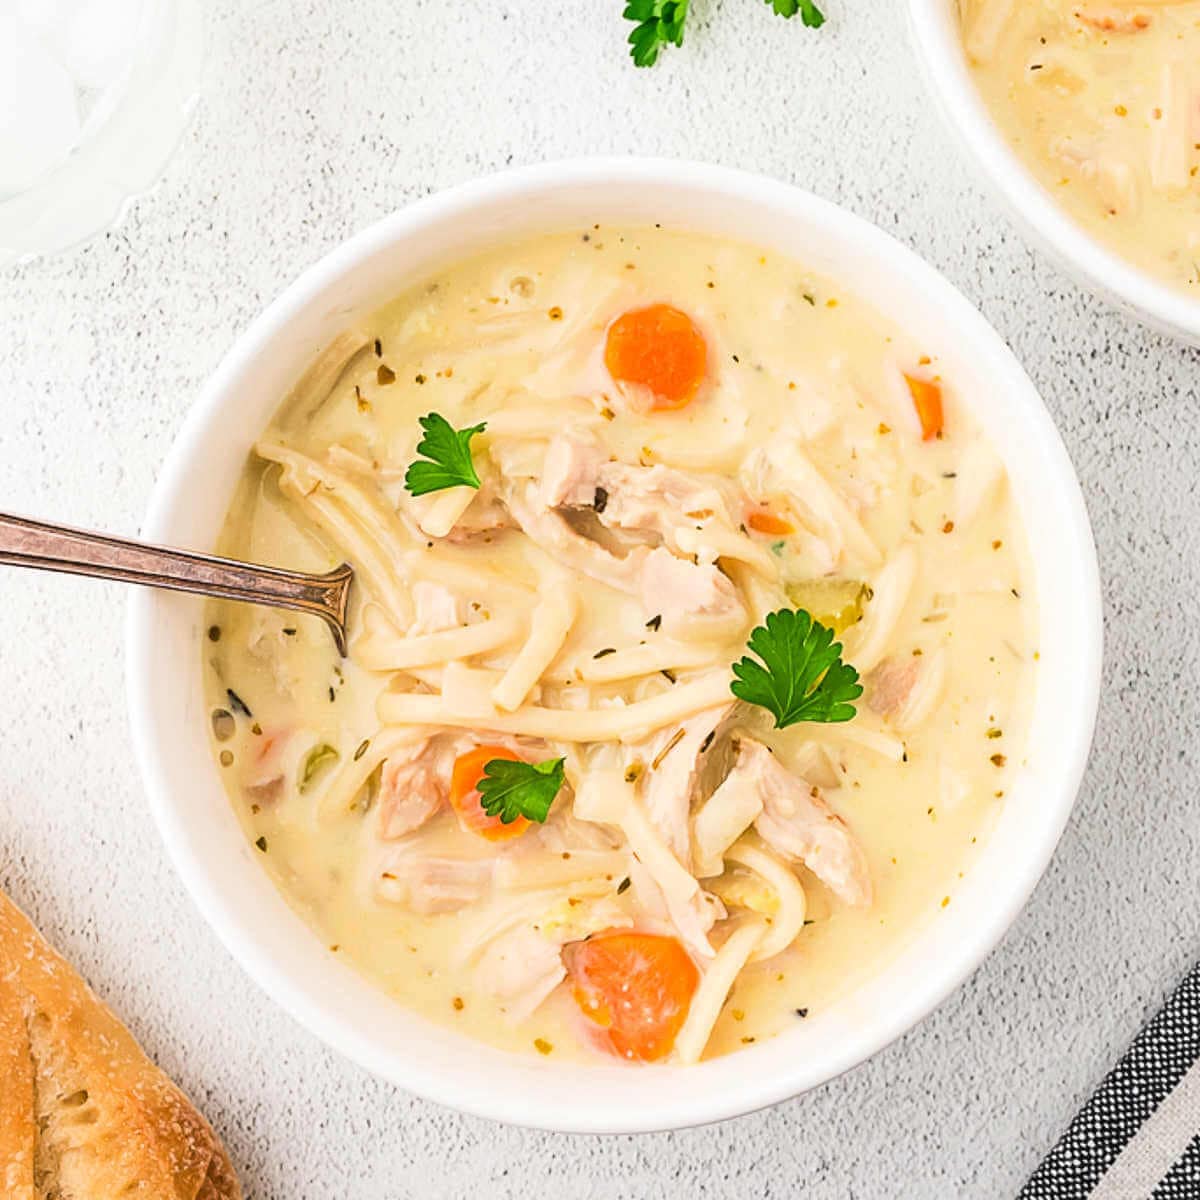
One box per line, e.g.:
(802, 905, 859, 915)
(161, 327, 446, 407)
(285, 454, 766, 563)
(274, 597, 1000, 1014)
(0, 0, 203, 267)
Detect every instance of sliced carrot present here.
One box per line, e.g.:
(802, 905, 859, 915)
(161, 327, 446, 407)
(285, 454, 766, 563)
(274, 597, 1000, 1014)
(448, 744, 530, 842)
(904, 374, 944, 441)
(564, 930, 699, 1062)
(747, 510, 795, 536)
(604, 303, 707, 411)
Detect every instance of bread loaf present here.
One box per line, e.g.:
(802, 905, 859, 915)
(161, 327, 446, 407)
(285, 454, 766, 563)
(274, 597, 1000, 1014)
(0, 889, 241, 1199)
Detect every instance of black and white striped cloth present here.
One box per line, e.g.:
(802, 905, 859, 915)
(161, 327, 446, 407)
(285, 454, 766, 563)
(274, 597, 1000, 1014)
(1022, 964, 1200, 1199)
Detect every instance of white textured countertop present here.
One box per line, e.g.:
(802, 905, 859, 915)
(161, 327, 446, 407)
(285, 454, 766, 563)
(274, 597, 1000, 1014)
(2, 2, 1198, 1196)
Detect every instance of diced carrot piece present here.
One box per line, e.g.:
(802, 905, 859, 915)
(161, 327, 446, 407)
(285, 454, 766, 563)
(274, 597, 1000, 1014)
(747, 510, 795, 536)
(604, 304, 707, 411)
(448, 744, 530, 842)
(564, 930, 699, 1062)
(904, 374, 944, 441)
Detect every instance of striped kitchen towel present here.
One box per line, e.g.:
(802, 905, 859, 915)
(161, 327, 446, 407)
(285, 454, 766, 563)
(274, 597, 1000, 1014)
(1021, 964, 1200, 1199)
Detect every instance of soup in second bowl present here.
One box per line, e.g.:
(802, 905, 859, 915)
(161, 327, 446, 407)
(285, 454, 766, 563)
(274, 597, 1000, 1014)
(203, 225, 1036, 1065)
(960, 0, 1200, 294)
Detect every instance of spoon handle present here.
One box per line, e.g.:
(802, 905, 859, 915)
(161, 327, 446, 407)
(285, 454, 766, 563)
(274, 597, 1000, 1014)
(0, 511, 353, 654)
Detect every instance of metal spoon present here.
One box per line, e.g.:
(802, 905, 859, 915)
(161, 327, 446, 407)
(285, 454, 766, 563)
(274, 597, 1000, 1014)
(0, 511, 353, 654)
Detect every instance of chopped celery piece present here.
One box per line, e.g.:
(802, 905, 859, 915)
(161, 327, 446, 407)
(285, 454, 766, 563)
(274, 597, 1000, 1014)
(783, 579, 870, 636)
(298, 742, 340, 792)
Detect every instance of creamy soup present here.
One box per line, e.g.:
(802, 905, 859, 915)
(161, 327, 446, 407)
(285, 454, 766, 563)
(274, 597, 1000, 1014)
(203, 226, 1036, 1065)
(961, 0, 1200, 292)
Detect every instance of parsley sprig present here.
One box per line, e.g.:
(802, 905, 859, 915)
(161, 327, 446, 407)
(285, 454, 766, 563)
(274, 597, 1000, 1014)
(623, 0, 688, 68)
(765, 0, 825, 27)
(730, 608, 862, 727)
(477, 756, 566, 825)
(623, 0, 826, 68)
(404, 413, 486, 497)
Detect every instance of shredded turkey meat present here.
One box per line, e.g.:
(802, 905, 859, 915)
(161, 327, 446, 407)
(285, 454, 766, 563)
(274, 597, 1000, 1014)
(375, 852, 493, 914)
(634, 704, 735, 866)
(377, 735, 458, 839)
(713, 737, 875, 907)
(503, 478, 745, 639)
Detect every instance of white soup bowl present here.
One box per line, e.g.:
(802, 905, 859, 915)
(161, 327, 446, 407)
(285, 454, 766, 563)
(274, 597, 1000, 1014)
(127, 158, 1102, 1132)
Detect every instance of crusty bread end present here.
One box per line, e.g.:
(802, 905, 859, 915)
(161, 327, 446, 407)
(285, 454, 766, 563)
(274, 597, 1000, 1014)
(0, 889, 241, 1200)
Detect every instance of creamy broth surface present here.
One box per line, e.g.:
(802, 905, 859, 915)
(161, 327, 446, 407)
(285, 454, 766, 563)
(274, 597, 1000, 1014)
(204, 227, 1036, 1065)
(961, 0, 1200, 292)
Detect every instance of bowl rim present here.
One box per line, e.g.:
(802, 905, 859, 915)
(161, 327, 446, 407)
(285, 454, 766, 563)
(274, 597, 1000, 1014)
(906, 0, 1200, 346)
(125, 156, 1103, 1132)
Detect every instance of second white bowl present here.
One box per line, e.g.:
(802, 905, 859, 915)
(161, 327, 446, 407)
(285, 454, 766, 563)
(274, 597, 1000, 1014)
(908, 0, 1200, 347)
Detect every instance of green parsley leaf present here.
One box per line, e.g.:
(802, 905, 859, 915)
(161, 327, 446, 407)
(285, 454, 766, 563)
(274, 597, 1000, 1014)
(477, 756, 566, 825)
(623, 0, 688, 68)
(730, 608, 862, 727)
(403, 412, 486, 497)
(765, 0, 825, 26)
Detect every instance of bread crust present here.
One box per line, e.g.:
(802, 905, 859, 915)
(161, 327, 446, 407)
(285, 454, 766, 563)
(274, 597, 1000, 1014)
(0, 890, 241, 1200)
